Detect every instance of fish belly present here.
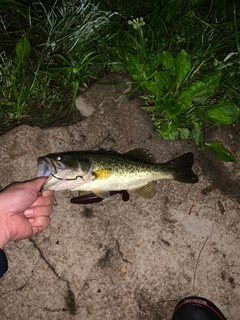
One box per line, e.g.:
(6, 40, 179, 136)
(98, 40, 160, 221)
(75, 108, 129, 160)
(73, 170, 172, 192)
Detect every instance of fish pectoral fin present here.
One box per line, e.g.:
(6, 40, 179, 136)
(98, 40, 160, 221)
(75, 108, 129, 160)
(133, 182, 156, 199)
(93, 169, 112, 180)
(92, 190, 111, 198)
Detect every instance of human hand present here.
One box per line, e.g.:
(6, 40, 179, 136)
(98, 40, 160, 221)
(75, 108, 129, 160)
(0, 177, 54, 249)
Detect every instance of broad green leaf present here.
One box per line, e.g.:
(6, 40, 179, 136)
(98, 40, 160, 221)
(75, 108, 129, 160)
(135, 63, 150, 81)
(175, 49, 191, 86)
(15, 34, 31, 64)
(141, 80, 159, 96)
(178, 127, 190, 139)
(206, 108, 232, 125)
(178, 90, 192, 109)
(201, 71, 222, 89)
(157, 50, 174, 70)
(206, 141, 236, 162)
(125, 52, 150, 81)
(206, 102, 240, 125)
(155, 71, 172, 93)
(165, 98, 181, 118)
(165, 91, 191, 119)
(190, 122, 205, 150)
(125, 52, 141, 79)
(186, 71, 222, 102)
(187, 81, 207, 96)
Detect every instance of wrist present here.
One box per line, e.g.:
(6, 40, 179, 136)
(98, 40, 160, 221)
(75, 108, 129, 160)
(0, 229, 9, 249)
(0, 215, 10, 250)
(0, 192, 11, 249)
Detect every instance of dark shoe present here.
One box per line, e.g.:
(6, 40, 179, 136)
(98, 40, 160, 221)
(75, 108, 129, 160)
(172, 296, 227, 320)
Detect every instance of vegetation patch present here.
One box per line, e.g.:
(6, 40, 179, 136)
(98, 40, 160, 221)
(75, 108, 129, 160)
(0, 0, 239, 161)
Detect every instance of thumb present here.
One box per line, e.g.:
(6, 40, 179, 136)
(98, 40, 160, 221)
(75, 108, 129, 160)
(27, 177, 48, 192)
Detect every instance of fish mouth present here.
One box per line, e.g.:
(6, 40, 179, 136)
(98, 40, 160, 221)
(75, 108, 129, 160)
(37, 157, 57, 177)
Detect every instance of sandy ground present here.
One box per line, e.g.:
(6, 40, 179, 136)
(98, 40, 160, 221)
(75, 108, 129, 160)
(0, 74, 240, 319)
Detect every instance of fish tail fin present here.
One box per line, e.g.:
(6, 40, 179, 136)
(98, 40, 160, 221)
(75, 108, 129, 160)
(164, 152, 198, 183)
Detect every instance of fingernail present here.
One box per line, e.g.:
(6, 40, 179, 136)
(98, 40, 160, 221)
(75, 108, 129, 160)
(24, 208, 34, 216)
(28, 218, 34, 224)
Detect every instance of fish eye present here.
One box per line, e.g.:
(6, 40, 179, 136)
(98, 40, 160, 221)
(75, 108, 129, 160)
(56, 155, 62, 161)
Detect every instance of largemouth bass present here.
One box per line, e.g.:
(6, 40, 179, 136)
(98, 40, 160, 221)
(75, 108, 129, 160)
(37, 149, 198, 199)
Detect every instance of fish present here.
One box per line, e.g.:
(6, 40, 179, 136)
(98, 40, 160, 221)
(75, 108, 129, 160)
(37, 149, 198, 199)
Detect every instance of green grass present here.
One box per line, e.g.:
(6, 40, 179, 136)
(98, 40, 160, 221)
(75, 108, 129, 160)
(0, 0, 112, 131)
(0, 0, 240, 161)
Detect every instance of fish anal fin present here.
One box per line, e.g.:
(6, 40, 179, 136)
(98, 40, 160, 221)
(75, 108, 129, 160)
(93, 169, 112, 180)
(133, 182, 156, 199)
(92, 190, 111, 198)
(78, 191, 93, 196)
(125, 149, 155, 163)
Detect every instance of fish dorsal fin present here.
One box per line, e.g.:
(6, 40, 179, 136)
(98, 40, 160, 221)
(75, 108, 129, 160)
(125, 149, 155, 163)
(93, 169, 112, 179)
(133, 182, 156, 199)
(92, 190, 110, 198)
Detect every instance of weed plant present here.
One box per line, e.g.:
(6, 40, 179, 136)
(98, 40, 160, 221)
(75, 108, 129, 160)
(99, 0, 240, 161)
